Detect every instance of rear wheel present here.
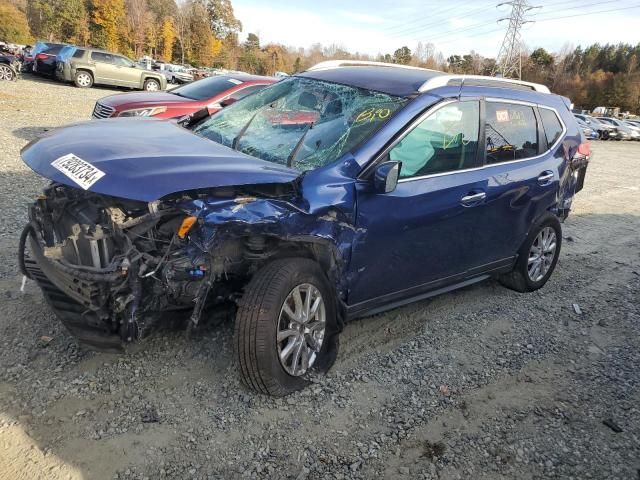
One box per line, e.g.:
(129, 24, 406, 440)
(74, 70, 93, 88)
(499, 214, 562, 292)
(143, 78, 160, 91)
(0, 64, 15, 81)
(235, 258, 339, 396)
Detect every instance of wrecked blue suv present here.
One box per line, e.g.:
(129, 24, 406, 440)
(20, 61, 589, 396)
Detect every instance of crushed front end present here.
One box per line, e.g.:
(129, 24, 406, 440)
(20, 182, 357, 352)
(20, 184, 228, 350)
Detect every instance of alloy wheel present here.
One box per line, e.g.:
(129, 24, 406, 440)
(277, 283, 326, 376)
(0, 65, 14, 81)
(527, 226, 557, 282)
(145, 80, 159, 91)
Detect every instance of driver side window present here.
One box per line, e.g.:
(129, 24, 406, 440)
(391, 101, 480, 179)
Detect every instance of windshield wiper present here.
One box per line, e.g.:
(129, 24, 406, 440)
(287, 122, 316, 167)
(232, 103, 274, 151)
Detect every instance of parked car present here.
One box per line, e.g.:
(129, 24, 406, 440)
(576, 118, 599, 140)
(32, 42, 67, 76)
(573, 114, 617, 140)
(19, 61, 589, 396)
(91, 74, 276, 119)
(622, 120, 640, 139)
(0, 52, 20, 81)
(161, 64, 194, 84)
(596, 117, 637, 140)
(22, 41, 59, 72)
(55, 47, 166, 91)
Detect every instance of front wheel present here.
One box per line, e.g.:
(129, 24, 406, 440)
(0, 64, 16, 81)
(234, 258, 339, 396)
(143, 78, 160, 91)
(499, 214, 562, 292)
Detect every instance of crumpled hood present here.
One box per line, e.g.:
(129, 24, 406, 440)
(21, 118, 301, 202)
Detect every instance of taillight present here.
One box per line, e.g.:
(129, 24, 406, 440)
(35, 53, 48, 60)
(577, 143, 590, 158)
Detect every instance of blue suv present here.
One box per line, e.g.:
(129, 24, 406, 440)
(20, 61, 589, 395)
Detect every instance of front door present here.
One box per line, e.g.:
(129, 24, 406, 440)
(348, 99, 486, 305)
(113, 56, 141, 87)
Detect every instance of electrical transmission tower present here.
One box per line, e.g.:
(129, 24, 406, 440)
(494, 0, 539, 79)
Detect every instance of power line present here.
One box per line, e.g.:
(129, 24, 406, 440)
(380, 1, 492, 33)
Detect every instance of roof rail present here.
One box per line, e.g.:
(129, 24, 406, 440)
(419, 75, 550, 94)
(308, 60, 440, 73)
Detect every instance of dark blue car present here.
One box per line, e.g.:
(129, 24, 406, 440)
(20, 61, 589, 395)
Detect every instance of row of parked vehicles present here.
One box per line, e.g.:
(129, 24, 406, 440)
(573, 112, 640, 141)
(23, 41, 169, 91)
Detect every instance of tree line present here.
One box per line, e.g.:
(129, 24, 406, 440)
(1, 0, 638, 112)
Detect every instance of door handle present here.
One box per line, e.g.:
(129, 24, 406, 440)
(460, 191, 486, 206)
(537, 171, 554, 185)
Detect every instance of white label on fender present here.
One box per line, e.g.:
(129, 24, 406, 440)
(51, 154, 105, 190)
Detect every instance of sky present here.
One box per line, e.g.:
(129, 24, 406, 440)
(232, 0, 640, 58)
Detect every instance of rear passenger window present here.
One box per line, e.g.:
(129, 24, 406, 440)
(539, 108, 564, 146)
(485, 103, 539, 164)
(391, 101, 480, 179)
(91, 52, 114, 63)
(72, 49, 84, 58)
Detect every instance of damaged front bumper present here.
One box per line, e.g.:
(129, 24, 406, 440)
(20, 184, 220, 349)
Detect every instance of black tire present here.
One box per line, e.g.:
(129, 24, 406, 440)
(74, 70, 93, 88)
(235, 258, 339, 396)
(143, 78, 160, 91)
(499, 213, 562, 293)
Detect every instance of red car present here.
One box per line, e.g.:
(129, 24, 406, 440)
(91, 74, 276, 119)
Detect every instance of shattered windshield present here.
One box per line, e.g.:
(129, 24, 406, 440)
(191, 77, 407, 171)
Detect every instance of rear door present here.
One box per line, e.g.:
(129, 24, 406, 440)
(469, 99, 565, 269)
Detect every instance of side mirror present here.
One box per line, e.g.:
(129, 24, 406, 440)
(220, 97, 237, 108)
(374, 161, 401, 193)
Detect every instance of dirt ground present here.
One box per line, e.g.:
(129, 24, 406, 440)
(0, 76, 639, 480)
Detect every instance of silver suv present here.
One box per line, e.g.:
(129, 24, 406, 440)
(56, 47, 166, 91)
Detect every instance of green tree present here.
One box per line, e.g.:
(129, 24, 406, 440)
(206, 0, 241, 39)
(393, 46, 411, 65)
(0, 0, 32, 43)
(530, 47, 554, 67)
(59, 0, 86, 43)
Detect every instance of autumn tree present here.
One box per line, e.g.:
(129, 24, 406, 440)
(90, 0, 126, 52)
(126, 0, 152, 57)
(0, 0, 32, 43)
(159, 16, 175, 61)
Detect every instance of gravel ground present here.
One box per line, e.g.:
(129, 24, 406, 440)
(0, 75, 639, 480)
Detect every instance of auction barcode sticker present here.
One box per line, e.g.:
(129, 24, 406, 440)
(51, 153, 106, 190)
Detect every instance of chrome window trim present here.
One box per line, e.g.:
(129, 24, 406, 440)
(390, 100, 567, 184)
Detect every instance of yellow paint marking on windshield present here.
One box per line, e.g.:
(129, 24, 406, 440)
(355, 108, 392, 123)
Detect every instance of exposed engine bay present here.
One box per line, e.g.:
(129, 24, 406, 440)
(20, 182, 351, 351)
(21, 184, 254, 348)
